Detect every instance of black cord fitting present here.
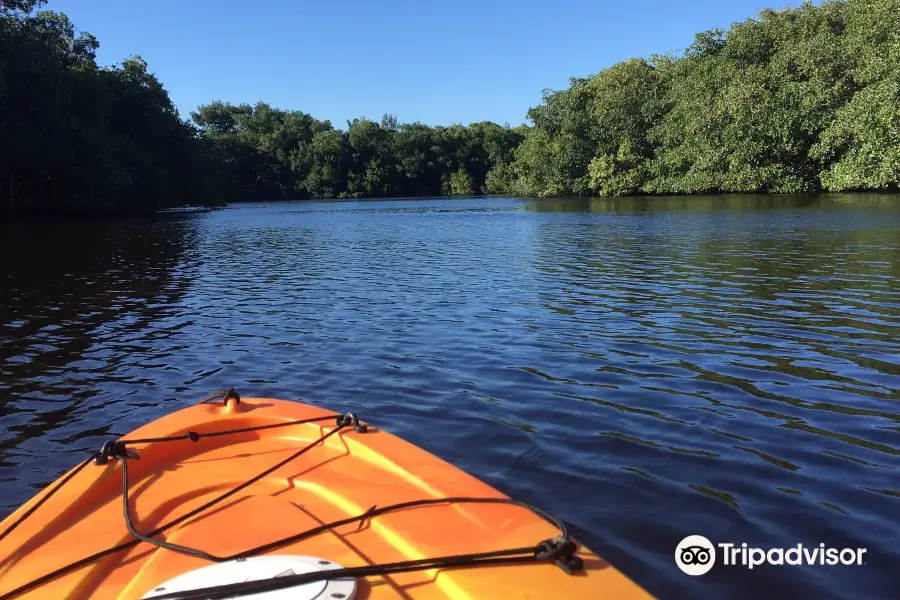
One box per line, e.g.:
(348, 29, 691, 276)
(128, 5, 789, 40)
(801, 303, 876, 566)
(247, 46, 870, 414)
(199, 388, 241, 406)
(187, 431, 200, 442)
(93, 440, 140, 466)
(223, 388, 240, 406)
(336, 413, 368, 433)
(535, 536, 584, 574)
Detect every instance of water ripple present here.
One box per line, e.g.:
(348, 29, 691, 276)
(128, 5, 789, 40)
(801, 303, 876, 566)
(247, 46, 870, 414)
(1, 196, 899, 599)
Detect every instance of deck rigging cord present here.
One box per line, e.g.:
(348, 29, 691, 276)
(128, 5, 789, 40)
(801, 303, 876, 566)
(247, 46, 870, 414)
(0, 388, 583, 600)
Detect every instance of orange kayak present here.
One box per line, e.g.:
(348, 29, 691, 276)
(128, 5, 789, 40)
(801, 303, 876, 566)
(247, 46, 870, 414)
(0, 391, 652, 599)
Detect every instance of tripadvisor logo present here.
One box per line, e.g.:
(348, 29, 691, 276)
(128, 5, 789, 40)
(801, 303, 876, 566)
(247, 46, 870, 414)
(675, 535, 867, 576)
(676, 535, 716, 576)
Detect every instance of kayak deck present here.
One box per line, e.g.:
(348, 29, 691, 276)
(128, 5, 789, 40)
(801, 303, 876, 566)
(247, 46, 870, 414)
(0, 397, 651, 599)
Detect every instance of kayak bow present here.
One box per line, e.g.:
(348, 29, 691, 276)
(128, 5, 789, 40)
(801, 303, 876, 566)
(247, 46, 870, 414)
(0, 391, 652, 599)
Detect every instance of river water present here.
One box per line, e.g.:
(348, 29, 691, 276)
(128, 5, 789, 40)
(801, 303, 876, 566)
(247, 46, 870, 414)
(1, 195, 898, 599)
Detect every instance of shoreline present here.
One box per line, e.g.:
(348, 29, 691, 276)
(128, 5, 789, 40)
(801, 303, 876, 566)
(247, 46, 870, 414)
(3, 192, 900, 221)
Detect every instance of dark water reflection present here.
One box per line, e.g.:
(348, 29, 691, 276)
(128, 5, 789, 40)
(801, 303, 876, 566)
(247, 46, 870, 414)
(1, 195, 899, 599)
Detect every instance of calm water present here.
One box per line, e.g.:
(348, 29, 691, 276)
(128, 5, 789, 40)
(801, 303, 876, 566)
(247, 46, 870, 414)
(1, 196, 899, 599)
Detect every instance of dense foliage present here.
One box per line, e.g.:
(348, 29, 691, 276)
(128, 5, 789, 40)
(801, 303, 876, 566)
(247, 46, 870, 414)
(1, 0, 898, 215)
(191, 103, 526, 200)
(0, 0, 227, 215)
(504, 0, 900, 197)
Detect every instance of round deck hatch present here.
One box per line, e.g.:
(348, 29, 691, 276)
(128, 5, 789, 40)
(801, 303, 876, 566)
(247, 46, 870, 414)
(142, 555, 356, 599)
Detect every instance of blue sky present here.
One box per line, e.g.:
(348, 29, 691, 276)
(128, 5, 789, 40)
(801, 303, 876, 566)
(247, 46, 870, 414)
(44, 0, 805, 128)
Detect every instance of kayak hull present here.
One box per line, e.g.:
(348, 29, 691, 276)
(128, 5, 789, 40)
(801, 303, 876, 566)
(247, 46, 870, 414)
(0, 397, 651, 599)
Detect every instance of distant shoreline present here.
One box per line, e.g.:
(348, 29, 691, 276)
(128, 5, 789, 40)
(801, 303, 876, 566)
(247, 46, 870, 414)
(4, 1, 899, 218)
(5, 192, 899, 223)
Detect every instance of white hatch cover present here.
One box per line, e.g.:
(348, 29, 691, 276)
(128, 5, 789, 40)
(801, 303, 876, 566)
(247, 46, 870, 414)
(141, 555, 357, 600)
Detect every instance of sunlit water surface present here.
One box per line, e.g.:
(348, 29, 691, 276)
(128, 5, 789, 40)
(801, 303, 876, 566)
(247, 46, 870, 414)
(1, 195, 898, 599)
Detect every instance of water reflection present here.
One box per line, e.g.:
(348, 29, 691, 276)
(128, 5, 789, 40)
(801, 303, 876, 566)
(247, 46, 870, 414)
(0, 197, 898, 599)
(525, 194, 899, 213)
(521, 196, 900, 596)
(0, 216, 201, 507)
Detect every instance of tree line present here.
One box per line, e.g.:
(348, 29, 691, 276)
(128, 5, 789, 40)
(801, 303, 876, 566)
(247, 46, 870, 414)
(1, 0, 897, 216)
(0, 0, 228, 216)
(191, 103, 526, 201)
(505, 0, 900, 198)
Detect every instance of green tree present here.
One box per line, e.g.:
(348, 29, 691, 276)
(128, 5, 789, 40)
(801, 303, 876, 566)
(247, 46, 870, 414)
(510, 77, 599, 197)
(509, 0, 900, 198)
(810, 0, 900, 191)
(446, 168, 474, 195)
(302, 130, 348, 198)
(1, 0, 225, 215)
(345, 118, 396, 197)
(8, 0, 899, 214)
